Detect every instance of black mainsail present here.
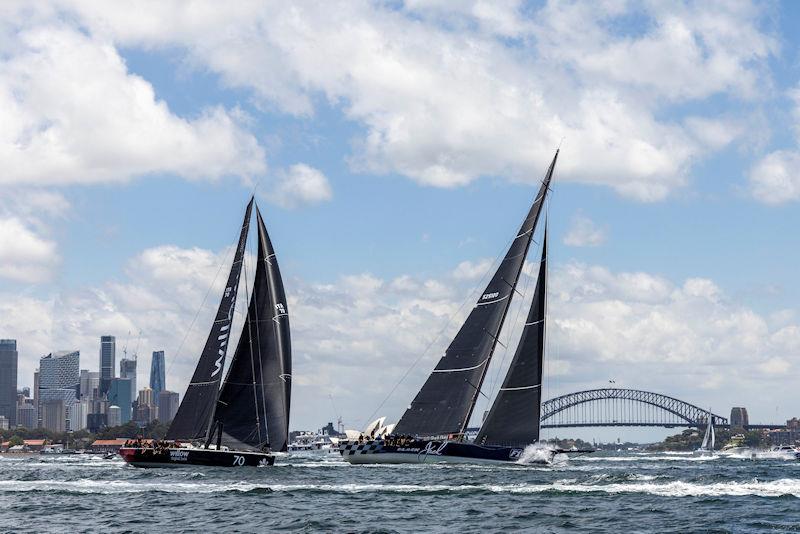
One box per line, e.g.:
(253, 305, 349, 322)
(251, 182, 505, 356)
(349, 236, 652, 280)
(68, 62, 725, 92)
(167, 198, 254, 441)
(475, 229, 547, 447)
(213, 208, 292, 451)
(394, 150, 558, 438)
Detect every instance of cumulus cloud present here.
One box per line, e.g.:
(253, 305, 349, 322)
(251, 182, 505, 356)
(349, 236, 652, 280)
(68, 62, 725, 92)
(0, 23, 266, 186)
(18, 0, 774, 201)
(750, 85, 800, 204)
(3, 237, 799, 428)
(563, 212, 607, 247)
(266, 164, 333, 209)
(0, 216, 59, 283)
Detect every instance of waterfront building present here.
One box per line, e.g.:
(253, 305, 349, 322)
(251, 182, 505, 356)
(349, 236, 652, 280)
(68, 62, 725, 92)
(150, 351, 165, 403)
(730, 407, 749, 430)
(38, 351, 80, 430)
(157, 390, 179, 423)
(119, 358, 137, 403)
(99, 335, 115, 395)
(33, 369, 39, 425)
(71, 398, 90, 431)
(16, 401, 36, 429)
(0, 415, 8, 430)
(135, 403, 152, 425)
(108, 378, 133, 423)
(87, 412, 107, 433)
(79, 370, 100, 400)
(0, 339, 18, 427)
(41, 399, 66, 433)
(107, 405, 122, 427)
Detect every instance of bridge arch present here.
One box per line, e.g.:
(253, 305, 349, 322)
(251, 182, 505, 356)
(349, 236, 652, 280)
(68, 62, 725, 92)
(540, 388, 728, 428)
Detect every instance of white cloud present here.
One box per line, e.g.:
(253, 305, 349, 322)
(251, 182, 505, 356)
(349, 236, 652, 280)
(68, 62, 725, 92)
(452, 258, 493, 280)
(3, 239, 800, 429)
(563, 213, 607, 247)
(25, 0, 773, 201)
(0, 23, 266, 186)
(0, 216, 59, 283)
(749, 85, 800, 204)
(749, 150, 800, 204)
(266, 164, 333, 208)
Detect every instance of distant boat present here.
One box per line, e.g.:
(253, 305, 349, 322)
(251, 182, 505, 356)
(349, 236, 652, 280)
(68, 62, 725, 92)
(120, 197, 291, 468)
(694, 411, 715, 455)
(340, 151, 575, 465)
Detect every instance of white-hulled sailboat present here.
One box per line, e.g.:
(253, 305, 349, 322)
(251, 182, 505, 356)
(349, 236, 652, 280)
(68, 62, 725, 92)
(694, 411, 715, 456)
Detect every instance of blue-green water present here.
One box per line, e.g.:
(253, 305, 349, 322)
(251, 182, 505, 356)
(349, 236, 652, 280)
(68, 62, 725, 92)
(1, 451, 799, 533)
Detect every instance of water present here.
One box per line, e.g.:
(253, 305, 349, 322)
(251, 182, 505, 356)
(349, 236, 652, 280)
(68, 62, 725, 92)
(1, 451, 799, 532)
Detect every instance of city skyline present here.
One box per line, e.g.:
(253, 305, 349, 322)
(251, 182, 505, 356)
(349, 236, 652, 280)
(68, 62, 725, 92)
(0, 2, 799, 441)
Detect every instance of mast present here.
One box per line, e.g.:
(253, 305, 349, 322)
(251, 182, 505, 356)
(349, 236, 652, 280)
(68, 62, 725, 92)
(475, 230, 547, 447)
(166, 198, 254, 441)
(214, 206, 292, 451)
(394, 150, 558, 438)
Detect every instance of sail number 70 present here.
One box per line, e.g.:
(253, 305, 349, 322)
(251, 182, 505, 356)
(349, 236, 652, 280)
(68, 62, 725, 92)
(233, 455, 245, 466)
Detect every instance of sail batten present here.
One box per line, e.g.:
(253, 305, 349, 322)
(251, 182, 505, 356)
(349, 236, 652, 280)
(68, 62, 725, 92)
(475, 231, 547, 447)
(394, 150, 558, 438)
(166, 198, 254, 441)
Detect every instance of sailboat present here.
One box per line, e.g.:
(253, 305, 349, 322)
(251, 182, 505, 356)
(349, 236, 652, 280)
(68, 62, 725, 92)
(695, 411, 715, 455)
(120, 197, 291, 468)
(340, 151, 564, 465)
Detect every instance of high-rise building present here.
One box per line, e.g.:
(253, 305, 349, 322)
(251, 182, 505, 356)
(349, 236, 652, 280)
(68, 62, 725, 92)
(108, 378, 132, 424)
(0, 416, 8, 430)
(99, 335, 115, 395)
(157, 390, 180, 423)
(38, 351, 80, 431)
(150, 351, 165, 404)
(70, 398, 90, 431)
(79, 369, 100, 400)
(33, 369, 39, 425)
(107, 405, 122, 427)
(16, 402, 36, 429)
(0, 339, 18, 428)
(119, 358, 137, 405)
(138, 387, 155, 408)
(41, 399, 66, 433)
(135, 403, 153, 425)
(730, 407, 749, 429)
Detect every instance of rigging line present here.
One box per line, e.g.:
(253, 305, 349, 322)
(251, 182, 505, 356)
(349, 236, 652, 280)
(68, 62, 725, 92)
(359, 218, 519, 430)
(484, 226, 540, 410)
(256, 224, 273, 446)
(164, 238, 236, 380)
(245, 222, 264, 444)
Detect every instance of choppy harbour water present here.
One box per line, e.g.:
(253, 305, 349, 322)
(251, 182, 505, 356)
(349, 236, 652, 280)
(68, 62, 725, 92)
(1, 451, 799, 533)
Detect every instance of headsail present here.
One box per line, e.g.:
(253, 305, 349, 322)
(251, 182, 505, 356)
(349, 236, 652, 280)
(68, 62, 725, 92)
(475, 229, 547, 447)
(394, 151, 558, 438)
(213, 207, 292, 451)
(167, 198, 254, 441)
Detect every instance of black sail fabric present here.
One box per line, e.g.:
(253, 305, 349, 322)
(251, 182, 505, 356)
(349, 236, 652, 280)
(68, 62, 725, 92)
(167, 198, 253, 441)
(475, 231, 547, 447)
(394, 150, 558, 438)
(214, 207, 292, 451)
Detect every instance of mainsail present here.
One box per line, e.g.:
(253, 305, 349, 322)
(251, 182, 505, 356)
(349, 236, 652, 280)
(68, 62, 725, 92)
(475, 230, 547, 447)
(394, 150, 558, 438)
(213, 208, 292, 451)
(167, 198, 254, 441)
(700, 413, 715, 451)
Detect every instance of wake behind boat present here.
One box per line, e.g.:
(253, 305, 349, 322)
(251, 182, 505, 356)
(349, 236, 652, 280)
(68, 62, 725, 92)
(120, 197, 291, 468)
(340, 151, 580, 465)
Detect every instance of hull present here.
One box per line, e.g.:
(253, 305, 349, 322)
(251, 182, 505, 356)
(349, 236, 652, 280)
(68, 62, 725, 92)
(119, 447, 275, 468)
(339, 439, 550, 465)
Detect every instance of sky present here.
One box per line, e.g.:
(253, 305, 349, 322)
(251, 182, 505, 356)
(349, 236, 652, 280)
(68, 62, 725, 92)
(1, 1, 800, 443)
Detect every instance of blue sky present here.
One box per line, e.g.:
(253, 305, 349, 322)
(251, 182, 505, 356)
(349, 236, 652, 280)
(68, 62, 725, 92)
(1, 1, 800, 441)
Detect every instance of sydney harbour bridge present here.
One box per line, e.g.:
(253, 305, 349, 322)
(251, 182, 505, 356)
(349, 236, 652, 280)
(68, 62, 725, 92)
(511, 388, 782, 430)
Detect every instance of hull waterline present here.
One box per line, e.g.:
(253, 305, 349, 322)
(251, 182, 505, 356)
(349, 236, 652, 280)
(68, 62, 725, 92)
(339, 439, 553, 465)
(119, 447, 275, 468)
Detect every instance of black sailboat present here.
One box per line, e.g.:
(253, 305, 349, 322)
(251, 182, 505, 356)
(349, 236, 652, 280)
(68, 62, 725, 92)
(341, 151, 559, 464)
(120, 198, 291, 468)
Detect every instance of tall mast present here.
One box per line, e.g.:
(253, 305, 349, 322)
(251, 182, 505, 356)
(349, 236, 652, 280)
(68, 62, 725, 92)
(394, 150, 558, 438)
(166, 198, 254, 441)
